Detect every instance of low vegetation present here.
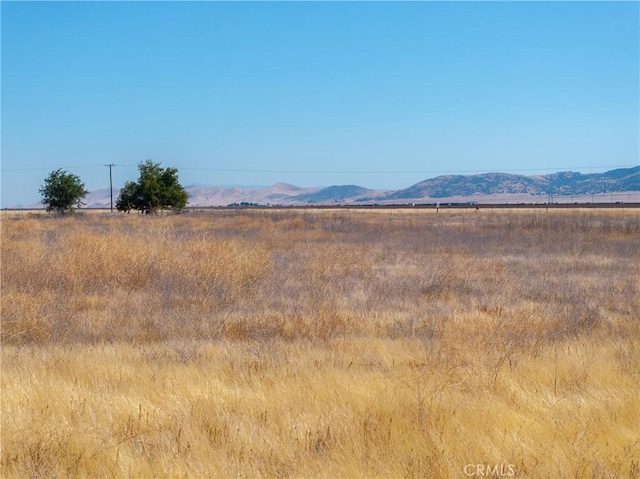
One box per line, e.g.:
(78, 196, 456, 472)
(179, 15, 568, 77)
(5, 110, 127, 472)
(2, 208, 639, 478)
(39, 169, 89, 213)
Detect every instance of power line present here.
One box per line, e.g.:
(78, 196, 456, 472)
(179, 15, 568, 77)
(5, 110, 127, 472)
(165, 164, 639, 175)
(2, 163, 636, 174)
(0, 164, 140, 172)
(1, 164, 108, 172)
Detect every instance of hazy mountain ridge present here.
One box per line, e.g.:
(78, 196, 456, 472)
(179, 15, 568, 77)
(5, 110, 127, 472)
(535, 168, 640, 195)
(291, 185, 381, 203)
(26, 166, 640, 208)
(387, 167, 639, 200)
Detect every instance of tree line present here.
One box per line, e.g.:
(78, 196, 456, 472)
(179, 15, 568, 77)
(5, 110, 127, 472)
(39, 160, 189, 214)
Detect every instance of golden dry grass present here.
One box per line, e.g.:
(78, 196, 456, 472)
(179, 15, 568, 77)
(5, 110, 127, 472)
(1, 208, 639, 478)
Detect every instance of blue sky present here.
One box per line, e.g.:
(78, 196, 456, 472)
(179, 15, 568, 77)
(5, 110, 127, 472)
(2, 1, 638, 207)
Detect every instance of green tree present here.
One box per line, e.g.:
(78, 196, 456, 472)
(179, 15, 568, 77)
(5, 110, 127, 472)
(39, 169, 89, 213)
(116, 160, 189, 213)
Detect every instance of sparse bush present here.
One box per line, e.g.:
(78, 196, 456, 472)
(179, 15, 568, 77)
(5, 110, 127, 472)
(116, 160, 188, 213)
(39, 169, 88, 213)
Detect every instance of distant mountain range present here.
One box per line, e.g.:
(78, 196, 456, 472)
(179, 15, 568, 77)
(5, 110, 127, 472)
(385, 167, 640, 201)
(74, 166, 640, 208)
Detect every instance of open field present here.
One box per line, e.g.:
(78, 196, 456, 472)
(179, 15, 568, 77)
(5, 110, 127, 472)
(2, 208, 639, 478)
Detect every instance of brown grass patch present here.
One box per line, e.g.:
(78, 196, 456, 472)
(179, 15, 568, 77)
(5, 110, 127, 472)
(2, 208, 639, 477)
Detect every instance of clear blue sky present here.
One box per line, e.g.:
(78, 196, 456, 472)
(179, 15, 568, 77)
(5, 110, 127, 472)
(2, 1, 638, 207)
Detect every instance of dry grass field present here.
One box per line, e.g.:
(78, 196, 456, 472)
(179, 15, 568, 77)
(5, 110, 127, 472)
(1, 208, 639, 478)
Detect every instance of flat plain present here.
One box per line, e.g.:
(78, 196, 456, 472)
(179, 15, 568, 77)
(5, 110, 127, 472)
(1, 208, 639, 478)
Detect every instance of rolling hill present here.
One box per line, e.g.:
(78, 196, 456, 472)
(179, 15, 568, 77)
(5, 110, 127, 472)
(30, 166, 640, 209)
(385, 167, 640, 201)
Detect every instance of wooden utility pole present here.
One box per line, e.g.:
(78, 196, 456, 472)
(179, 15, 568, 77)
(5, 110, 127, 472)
(106, 164, 115, 212)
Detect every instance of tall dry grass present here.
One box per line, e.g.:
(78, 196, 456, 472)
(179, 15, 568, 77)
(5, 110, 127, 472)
(1, 208, 639, 478)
